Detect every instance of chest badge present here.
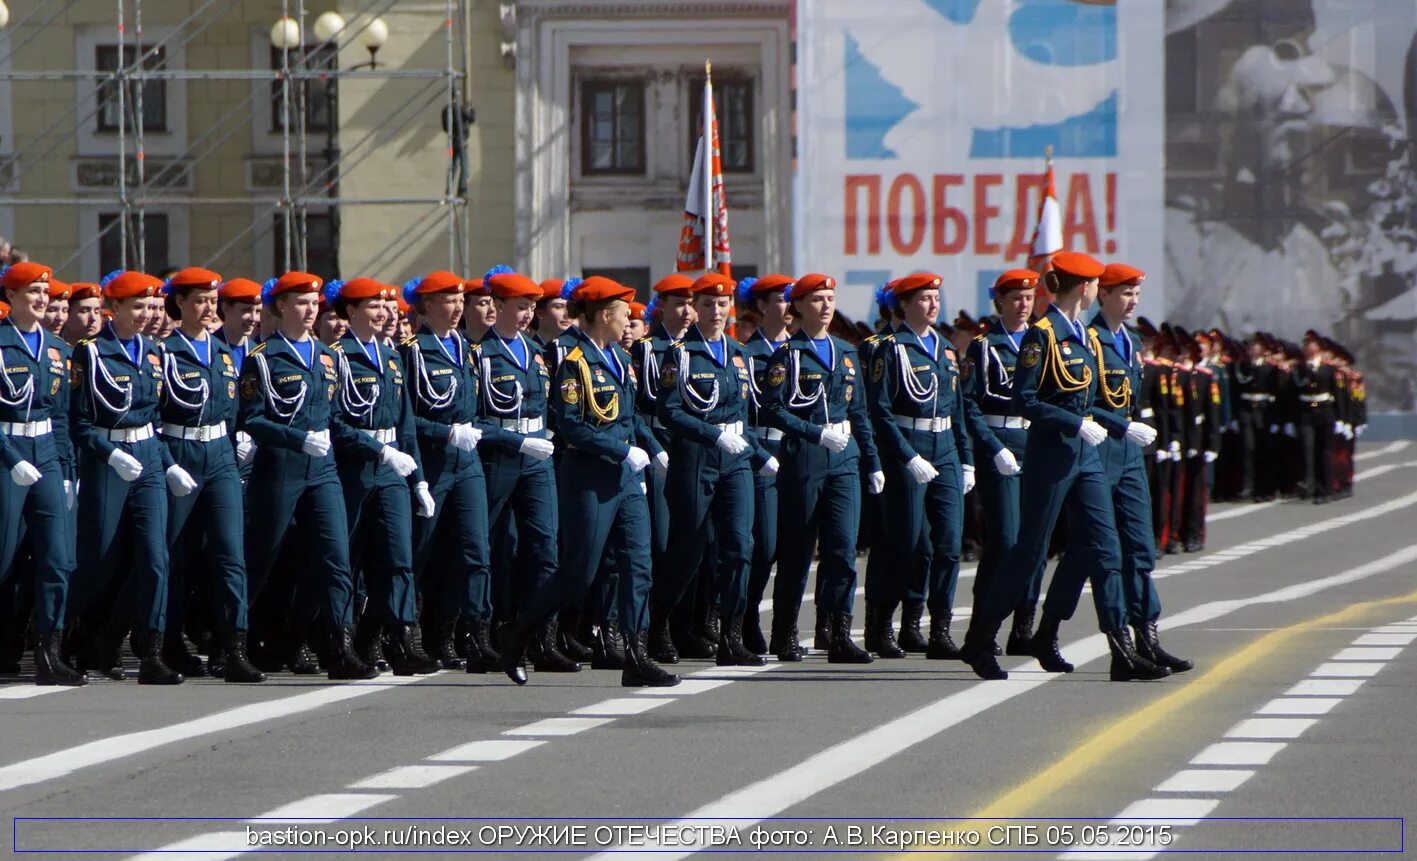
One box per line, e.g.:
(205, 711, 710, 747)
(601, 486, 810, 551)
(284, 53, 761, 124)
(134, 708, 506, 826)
(1020, 343, 1041, 368)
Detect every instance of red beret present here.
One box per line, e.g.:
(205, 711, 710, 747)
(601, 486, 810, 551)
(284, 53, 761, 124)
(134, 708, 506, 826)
(414, 271, 465, 296)
(395, 295, 411, 315)
(0, 300, 8, 321)
(68, 282, 101, 302)
(487, 271, 542, 300)
(993, 269, 1040, 294)
(335, 277, 396, 302)
(891, 272, 943, 296)
(691, 273, 736, 297)
(273, 270, 323, 297)
(539, 278, 566, 302)
(219, 278, 263, 303)
(628, 301, 647, 319)
(572, 275, 635, 304)
(1, 262, 52, 291)
(102, 271, 164, 300)
(652, 274, 695, 296)
(464, 277, 489, 297)
(749, 274, 795, 294)
(790, 273, 836, 300)
(1049, 251, 1105, 279)
(46, 279, 72, 301)
(1100, 263, 1145, 288)
(165, 267, 222, 291)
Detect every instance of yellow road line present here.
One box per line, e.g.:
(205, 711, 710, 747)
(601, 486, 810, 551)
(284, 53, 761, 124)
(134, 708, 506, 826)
(896, 584, 1417, 859)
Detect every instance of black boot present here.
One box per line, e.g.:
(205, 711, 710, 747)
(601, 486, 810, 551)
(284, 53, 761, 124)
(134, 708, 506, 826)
(741, 608, 768, 655)
(826, 612, 873, 664)
(1133, 621, 1194, 673)
(648, 612, 679, 664)
(557, 612, 594, 662)
(288, 620, 322, 675)
(591, 621, 626, 670)
(431, 617, 466, 670)
(465, 618, 499, 674)
(716, 617, 766, 667)
(874, 603, 905, 659)
(1028, 613, 1074, 673)
(385, 625, 439, 676)
(352, 614, 383, 671)
(532, 622, 580, 673)
(136, 629, 185, 685)
(498, 619, 532, 684)
(221, 630, 266, 683)
(813, 607, 830, 652)
(1106, 628, 1171, 681)
(622, 630, 681, 687)
(863, 600, 881, 652)
(699, 604, 722, 653)
(769, 602, 806, 662)
(79, 618, 128, 681)
(897, 600, 928, 652)
(925, 614, 963, 659)
(1005, 604, 1036, 656)
(327, 624, 379, 680)
(34, 630, 86, 686)
(162, 631, 207, 678)
(961, 616, 1008, 680)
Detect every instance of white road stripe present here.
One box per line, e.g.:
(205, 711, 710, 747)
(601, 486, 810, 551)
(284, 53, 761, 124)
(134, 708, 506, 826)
(1114, 797, 1221, 826)
(1190, 741, 1286, 766)
(634, 678, 734, 696)
(1224, 718, 1316, 739)
(1257, 697, 1342, 715)
(1283, 679, 1364, 697)
(130, 831, 250, 861)
(1310, 662, 1385, 677)
(571, 697, 671, 716)
(503, 717, 614, 737)
(428, 739, 546, 762)
(1352, 633, 1417, 646)
(347, 764, 477, 790)
(1354, 440, 1409, 461)
(250, 793, 395, 823)
(1153, 769, 1255, 793)
(0, 686, 76, 701)
(1331, 646, 1401, 661)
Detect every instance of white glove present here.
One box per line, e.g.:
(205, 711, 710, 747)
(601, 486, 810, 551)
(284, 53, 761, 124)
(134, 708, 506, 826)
(758, 456, 780, 477)
(1186, 448, 1199, 459)
(905, 455, 939, 485)
(10, 461, 41, 487)
(1078, 421, 1108, 447)
(1283, 422, 1297, 438)
(992, 447, 1022, 477)
(625, 446, 651, 473)
(1228, 420, 1239, 432)
(715, 431, 750, 455)
(379, 445, 418, 478)
(1268, 424, 1279, 434)
(1168, 441, 1181, 455)
(235, 430, 256, 465)
(1342, 424, 1354, 441)
(866, 470, 885, 495)
(165, 464, 199, 497)
(107, 448, 144, 482)
(1356, 425, 1366, 438)
(1171, 449, 1183, 462)
(652, 450, 669, 477)
(414, 481, 436, 518)
(1333, 420, 1344, 434)
(1124, 422, 1158, 448)
(449, 422, 479, 452)
(519, 436, 555, 461)
(301, 431, 331, 457)
(1154, 449, 1169, 463)
(818, 427, 850, 452)
(1203, 450, 1219, 464)
(962, 464, 976, 495)
(64, 479, 76, 511)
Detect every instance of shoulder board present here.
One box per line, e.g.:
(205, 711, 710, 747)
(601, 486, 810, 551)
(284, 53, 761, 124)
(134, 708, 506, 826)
(972, 332, 986, 343)
(944, 347, 957, 361)
(637, 335, 654, 344)
(1034, 317, 1053, 331)
(670, 340, 685, 349)
(864, 334, 880, 345)
(328, 341, 343, 352)
(470, 341, 482, 353)
(402, 336, 418, 347)
(877, 333, 896, 344)
(565, 346, 584, 363)
(248, 342, 266, 355)
(78, 337, 95, 346)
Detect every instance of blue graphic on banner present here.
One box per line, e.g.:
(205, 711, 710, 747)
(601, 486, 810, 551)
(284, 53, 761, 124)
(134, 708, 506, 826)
(1008, 0, 1116, 66)
(976, 270, 1003, 317)
(920, 0, 982, 25)
(970, 91, 1117, 158)
(844, 36, 918, 160)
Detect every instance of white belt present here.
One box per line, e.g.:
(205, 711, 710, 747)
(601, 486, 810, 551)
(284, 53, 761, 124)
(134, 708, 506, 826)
(102, 424, 154, 443)
(0, 419, 52, 437)
(755, 426, 783, 441)
(1241, 393, 1275, 403)
(822, 420, 852, 436)
(1138, 408, 1155, 419)
(1299, 394, 1333, 404)
(714, 421, 745, 436)
(498, 416, 544, 434)
(984, 415, 1030, 429)
(160, 421, 228, 442)
(894, 414, 951, 432)
(359, 427, 398, 444)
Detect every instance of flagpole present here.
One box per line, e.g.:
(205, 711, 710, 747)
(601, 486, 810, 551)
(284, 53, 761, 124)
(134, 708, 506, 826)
(703, 59, 714, 275)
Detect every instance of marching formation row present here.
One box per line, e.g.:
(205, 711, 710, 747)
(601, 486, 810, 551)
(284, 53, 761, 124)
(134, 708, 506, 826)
(0, 253, 1362, 690)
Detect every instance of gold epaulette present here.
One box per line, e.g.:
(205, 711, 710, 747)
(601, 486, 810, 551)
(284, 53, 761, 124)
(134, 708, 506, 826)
(1034, 317, 1053, 331)
(249, 342, 266, 355)
(972, 332, 986, 342)
(565, 346, 584, 363)
(402, 336, 418, 347)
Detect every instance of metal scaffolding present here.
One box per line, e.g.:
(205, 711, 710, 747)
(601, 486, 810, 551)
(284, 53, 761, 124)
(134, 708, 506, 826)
(0, 0, 471, 279)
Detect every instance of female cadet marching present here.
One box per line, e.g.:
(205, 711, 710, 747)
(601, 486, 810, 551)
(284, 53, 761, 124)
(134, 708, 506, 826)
(498, 276, 678, 688)
(960, 252, 1167, 683)
(735, 274, 794, 655)
(866, 273, 974, 659)
(961, 270, 1040, 656)
(0, 262, 82, 685)
(157, 267, 264, 683)
(653, 272, 772, 667)
(759, 273, 882, 664)
(238, 271, 375, 681)
(1046, 263, 1192, 674)
(326, 277, 438, 676)
(67, 270, 183, 684)
(473, 266, 570, 671)
(399, 271, 498, 673)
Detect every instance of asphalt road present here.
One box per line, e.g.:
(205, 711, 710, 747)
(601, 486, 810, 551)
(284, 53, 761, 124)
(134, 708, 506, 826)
(3, 440, 1415, 861)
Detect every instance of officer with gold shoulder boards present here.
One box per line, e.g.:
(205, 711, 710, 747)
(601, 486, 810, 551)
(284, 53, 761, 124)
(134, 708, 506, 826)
(239, 271, 376, 681)
(499, 276, 678, 688)
(68, 270, 183, 684)
(0, 262, 83, 685)
(961, 252, 1167, 683)
(214, 278, 263, 482)
(867, 272, 973, 659)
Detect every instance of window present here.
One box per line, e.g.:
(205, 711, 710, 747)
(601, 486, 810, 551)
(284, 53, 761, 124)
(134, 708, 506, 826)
(582, 267, 650, 301)
(581, 80, 645, 175)
(270, 45, 337, 133)
(273, 211, 337, 281)
(689, 78, 754, 173)
(95, 45, 167, 133)
(98, 212, 170, 275)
